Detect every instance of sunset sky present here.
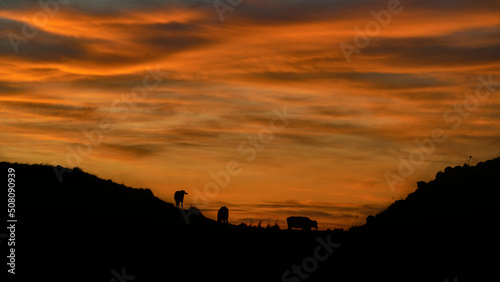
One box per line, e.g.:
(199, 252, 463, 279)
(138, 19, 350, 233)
(1, 0, 499, 229)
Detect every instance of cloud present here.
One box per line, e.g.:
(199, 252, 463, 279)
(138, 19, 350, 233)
(0, 18, 90, 62)
(0, 80, 26, 95)
(0, 100, 97, 120)
(101, 143, 164, 157)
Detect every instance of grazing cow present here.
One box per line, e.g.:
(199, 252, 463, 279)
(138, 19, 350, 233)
(174, 190, 188, 208)
(286, 216, 318, 230)
(217, 206, 229, 223)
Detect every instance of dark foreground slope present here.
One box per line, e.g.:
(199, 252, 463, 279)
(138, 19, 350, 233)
(319, 157, 500, 282)
(0, 162, 325, 282)
(1, 158, 499, 282)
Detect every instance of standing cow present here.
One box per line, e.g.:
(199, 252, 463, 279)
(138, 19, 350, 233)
(217, 206, 229, 223)
(286, 216, 318, 230)
(174, 190, 188, 208)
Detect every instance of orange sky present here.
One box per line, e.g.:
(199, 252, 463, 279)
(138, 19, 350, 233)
(1, 0, 500, 229)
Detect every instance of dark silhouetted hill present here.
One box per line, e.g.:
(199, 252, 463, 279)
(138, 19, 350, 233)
(0, 162, 323, 282)
(363, 157, 500, 230)
(2, 158, 499, 282)
(318, 157, 500, 282)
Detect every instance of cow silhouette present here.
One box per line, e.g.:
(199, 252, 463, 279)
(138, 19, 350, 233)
(286, 216, 318, 230)
(217, 206, 229, 223)
(174, 190, 188, 208)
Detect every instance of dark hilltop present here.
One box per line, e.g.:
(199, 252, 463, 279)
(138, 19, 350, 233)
(1, 157, 499, 282)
